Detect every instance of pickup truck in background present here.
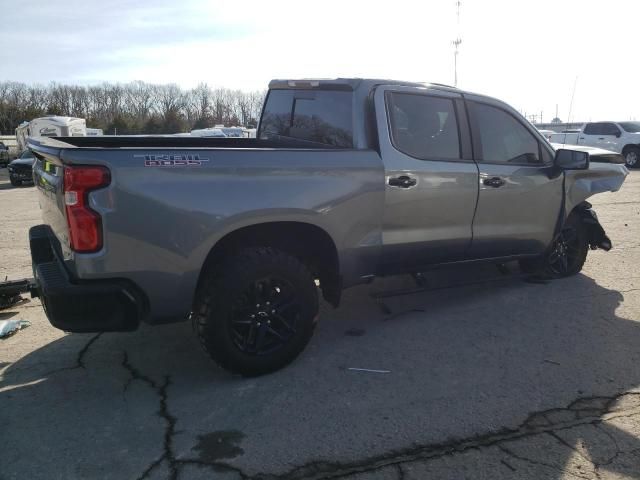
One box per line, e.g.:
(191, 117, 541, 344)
(550, 121, 640, 168)
(28, 78, 628, 376)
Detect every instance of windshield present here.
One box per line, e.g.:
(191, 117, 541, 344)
(20, 150, 33, 159)
(619, 122, 640, 133)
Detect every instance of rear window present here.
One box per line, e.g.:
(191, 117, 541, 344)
(259, 90, 353, 148)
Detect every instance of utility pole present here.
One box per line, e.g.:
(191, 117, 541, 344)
(452, 0, 462, 87)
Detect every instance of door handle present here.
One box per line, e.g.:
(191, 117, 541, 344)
(598, 137, 605, 140)
(483, 177, 506, 188)
(388, 175, 417, 188)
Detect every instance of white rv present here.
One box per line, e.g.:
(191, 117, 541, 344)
(15, 116, 87, 151)
(86, 128, 104, 136)
(190, 128, 227, 138)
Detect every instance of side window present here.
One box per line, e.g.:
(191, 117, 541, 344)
(387, 92, 461, 160)
(602, 123, 620, 136)
(583, 123, 601, 135)
(473, 103, 541, 165)
(259, 89, 353, 148)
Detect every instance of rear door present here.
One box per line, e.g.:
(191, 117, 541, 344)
(375, 86, 478, 273)
(466, 98, 563, 258)
(579, 123, 602, 147)
(592, 122, 623, 152)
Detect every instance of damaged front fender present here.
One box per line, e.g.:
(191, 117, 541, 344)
(565, 163, 629, 215)
(563, 163, 628, 252)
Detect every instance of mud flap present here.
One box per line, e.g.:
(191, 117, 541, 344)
(575, 202, 612, 251)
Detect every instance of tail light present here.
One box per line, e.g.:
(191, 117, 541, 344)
(63, 166, 111, 252)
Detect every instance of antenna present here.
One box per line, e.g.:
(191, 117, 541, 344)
(562, 77, 578, 146)
(452, 1, 462, 87)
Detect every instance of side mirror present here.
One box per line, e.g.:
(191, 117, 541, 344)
(555, 149, 589, 170)
(615, 131, 622, 138)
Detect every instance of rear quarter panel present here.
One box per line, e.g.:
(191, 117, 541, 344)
(58, 148, 385, 322)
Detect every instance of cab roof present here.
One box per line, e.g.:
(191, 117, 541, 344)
(268, 78, 460, 94)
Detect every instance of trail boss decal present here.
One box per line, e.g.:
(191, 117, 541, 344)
(135, 154, 210, 167)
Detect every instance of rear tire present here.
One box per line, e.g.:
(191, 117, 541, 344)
(624, 146, 640, 168)
(10, 177, 21, 186)
(193, 247, 319, 376)
(519, 213, 588, 278)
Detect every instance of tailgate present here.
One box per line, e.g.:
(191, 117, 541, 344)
(30, 142, 71, 257)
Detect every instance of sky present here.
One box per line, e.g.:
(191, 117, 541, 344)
(0, 0, 638, 122)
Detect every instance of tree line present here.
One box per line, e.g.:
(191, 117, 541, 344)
(0, 81, 266, 135)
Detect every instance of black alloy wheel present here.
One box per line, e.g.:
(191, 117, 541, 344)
(230, 276, 300, 356)
(546, 226, 582, 277)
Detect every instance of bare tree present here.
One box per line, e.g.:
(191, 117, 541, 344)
(0, 81, 266, 135)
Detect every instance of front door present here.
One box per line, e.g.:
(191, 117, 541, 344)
(466, 98, 563, 258)
(375, 86, 479, 273)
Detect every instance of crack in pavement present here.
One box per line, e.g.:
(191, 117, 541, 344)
(250, 391, 640, 480)
(121, 352, 178, 480)
(547, 431, 593, 464)
(497, 444, 592, 480)
(43, 333, 103, 377)
(122, 352, 250, 480)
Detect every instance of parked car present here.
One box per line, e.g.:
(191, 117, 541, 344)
(550, 121, 640, 168)
(8, 150, 35, 186)
(27, 78, 628, 376)
(0, 142, 9, 167)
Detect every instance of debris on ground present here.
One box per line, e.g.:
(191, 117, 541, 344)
(0, 319, 31, 339)
(347, 367, 391, 374)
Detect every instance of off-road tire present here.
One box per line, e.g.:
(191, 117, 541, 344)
(624, 146, 640, 169)
(193, 247, 319, 376)
(519, 212, 588, 278)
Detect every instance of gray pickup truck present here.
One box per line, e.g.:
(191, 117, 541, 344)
(28, 78, 628, 376)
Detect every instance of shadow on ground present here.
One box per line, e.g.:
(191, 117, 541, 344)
(2, 262, 639, 479)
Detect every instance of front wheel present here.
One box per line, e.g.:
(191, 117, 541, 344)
(193, 247, 319, 376)
(520, 213, 589, 278)
(624, 146, 640, 169)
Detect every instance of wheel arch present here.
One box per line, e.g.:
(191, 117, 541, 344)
(194, 221, 342, 308)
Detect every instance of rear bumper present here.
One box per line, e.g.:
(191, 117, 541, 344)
(29, 225, 147, 332)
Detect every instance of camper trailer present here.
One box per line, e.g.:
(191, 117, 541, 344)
(15, 116, 87, 152)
